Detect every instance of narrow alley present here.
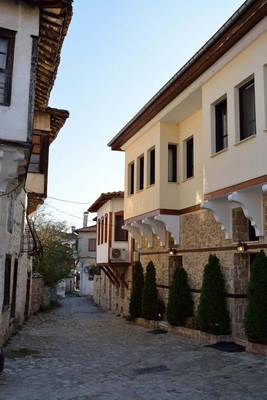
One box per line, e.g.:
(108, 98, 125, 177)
(0, 297, 266, 400)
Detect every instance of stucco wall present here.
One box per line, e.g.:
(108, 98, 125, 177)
(0, 0, 39, 142)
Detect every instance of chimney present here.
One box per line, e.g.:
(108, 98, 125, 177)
(71, 226, 76, 233)
(83, 212, 88, 228)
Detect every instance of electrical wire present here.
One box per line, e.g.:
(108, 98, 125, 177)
(45, 204, 84, 220)
(0, 182, 24, 197)
(47, 196, 89, 205)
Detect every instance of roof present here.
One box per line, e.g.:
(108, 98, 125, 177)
(108, 0, 267, 151)
(24, 0, 73, 112)
(88, 192, 124, 213)
(48, 107, 69, 142)
(75, 225, 97, 234)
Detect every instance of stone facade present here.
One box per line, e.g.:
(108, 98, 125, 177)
(31, 275, 44, 315)
(139, 204, 267, 342)
(0, 189, 32, 345)
(93, 266, 132, 317)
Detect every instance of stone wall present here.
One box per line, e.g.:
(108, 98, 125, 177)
(0, 189, 32, 345)
(93, 266, 132, 317)
(139, 206, 267, 342)
(31, 275, 44, 314)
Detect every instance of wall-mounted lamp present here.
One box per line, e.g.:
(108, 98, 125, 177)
(236, 241, 248, 253)
(169, 248, 178, 256)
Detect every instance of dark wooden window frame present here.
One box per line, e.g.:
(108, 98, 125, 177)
(128, 161, 135, 195)
(148, 147, 155, 186)
(138, 154, 144, 191)
(0, 28, 16, 107)
(239, 78, 256, 141)
(185, 136, 194, 179)
(168, 143, 177, 182)
(214, 97, 228, 153)
(104, 214, 108, 243)
(114, 212, 128, 242)
(97, 219, 100, 245)
(88, 238, 96, 252)
(100, 217, 104, 244)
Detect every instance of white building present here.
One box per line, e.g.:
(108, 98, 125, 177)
(88, 192, 132, 315)
(75, 225, 97, 296)
(0, 0, 72, 344)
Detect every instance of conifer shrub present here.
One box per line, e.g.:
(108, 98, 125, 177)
(142, 261, 159, 320)
(156, 299, 166, 321)
(167, 267, 193, 326)
(196, 255, 230, 335)
(245, 251, 267, 344)
(129, 261, 144, 319)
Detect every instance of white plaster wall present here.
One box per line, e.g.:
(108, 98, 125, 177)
(77, 230, 96, 296)
(203, 29, 267, 194)
(0, 0, 39, 142)
(96, 197, 128, 264)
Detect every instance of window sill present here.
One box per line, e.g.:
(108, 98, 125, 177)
(146, 184, 155, 189)
(235, 134, 256, 146)
(210, 148, 228, 158)
(182, 176, 194, 183)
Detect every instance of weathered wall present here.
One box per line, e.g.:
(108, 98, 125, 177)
(31, 275, 44, 314)
(0, 189, 32, 344)
(93, 266, 132, 317)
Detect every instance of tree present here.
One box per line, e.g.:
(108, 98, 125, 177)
(245, 251, 267, 344)
(196, 255, 230, 335)
(33, 213, 75, 288)
(142, 261, 159, 320)
(167, 267, 193, 326)
(129, 261, 144, 319)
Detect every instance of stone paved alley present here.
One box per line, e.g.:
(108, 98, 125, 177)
(0, 297, 266, 400)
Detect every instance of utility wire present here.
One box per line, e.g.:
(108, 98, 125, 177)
(45, 204, 85, 220)
(47, 196, 89, 205)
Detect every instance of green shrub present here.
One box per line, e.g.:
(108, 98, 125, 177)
(129, 261, 144, 319)
(142, 261, 159, 320)
(245, 251, 267, 344)
(167, 267, 193, 326)
(196, 255, 230, 335)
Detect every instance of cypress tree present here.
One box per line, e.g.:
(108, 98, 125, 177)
(129, 261, 144, 319)
(142, 261, 159, 320)
(196, 255, 230, 335)
(167, 267, 193, 326)
(245, 251, 267, 344)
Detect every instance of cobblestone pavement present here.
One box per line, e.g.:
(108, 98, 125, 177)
(0, 297, 266, 400)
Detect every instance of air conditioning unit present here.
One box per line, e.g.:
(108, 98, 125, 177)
(111, 248, 129, 262)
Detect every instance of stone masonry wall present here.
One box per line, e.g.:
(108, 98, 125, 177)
(31, 276, 44, 315)
(140, 206, 267, 341)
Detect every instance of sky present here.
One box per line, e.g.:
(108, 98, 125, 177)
(46, 0, 244, 229)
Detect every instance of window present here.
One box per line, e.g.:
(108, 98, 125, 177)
(104, 214, 108, 243)
(0, 29, 15, 106)
(88, 238, 96, 252)
(128, 162, 134, 195)
(97, 219, 100, 245)
(168, 144, 177, 182)
(248, 220, 259, 242)
(114, 214, 128, 241)
(138, 155, 144, 190)
(100, 218, 104, 244)
(148, 147, 155, 185)
(239, 79, 256, 140)
(3, 255, 11, 310)
(185, 137, 194, 179)
(215, 98, 228, 152)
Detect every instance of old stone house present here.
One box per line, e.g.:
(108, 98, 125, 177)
(88, 192, 132, 315)
(0, 0, 72, 344)
(108, 0, 267, 342)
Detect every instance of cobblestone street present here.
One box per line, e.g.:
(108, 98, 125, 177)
(0, 297, 266, 400)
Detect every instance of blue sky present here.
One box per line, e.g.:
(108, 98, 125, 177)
(47, 0, 244, 228)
